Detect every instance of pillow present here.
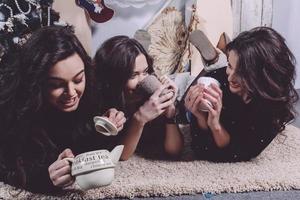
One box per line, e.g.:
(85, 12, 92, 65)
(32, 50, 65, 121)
(147, 7, 188, 76)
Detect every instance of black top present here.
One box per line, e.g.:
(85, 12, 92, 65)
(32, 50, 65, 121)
(0, 108, 120, 194)
(119, 99, 167, 160)
(190, 67, 278, 162)
(135, 116, 167, 159)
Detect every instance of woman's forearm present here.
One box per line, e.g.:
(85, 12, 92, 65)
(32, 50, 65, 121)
(120, 112, 145, 160)
(210, 124, 230, 148)
(196, 113, 209, 130)
(164, 124, 184, 156)
(196, 117, 209, 130)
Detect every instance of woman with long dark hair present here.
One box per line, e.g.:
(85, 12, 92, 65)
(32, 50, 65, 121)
(94, 36, 183, 160)
(0, 26, 126, 193)
(184, 27, 299, 162)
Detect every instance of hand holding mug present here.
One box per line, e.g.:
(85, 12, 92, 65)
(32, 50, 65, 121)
(137, 74, 175, 98)
(136, 85, 173, 124)
(203, 83, 223, 129)
(184, 84, 207, 119)
(48, 148, 75, 187)
(197, 77, 221, 112)
(95, 108, 126, 136)
(103, 108, 126, 132)
(62, 145, 124, 191)
(185, 84, 211, 130)
(159, 75, 178, 118)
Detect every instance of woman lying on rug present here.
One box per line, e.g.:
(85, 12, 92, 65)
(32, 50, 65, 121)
(184, 27, 299, 162)
(94, 36, 184, 160)
(0, 26, 126, 193)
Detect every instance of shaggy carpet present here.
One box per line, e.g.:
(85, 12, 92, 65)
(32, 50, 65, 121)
(0, 125, 300, 199)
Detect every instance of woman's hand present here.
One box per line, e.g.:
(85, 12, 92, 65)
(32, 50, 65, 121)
(135, 85, 174, 124)
(184, 84, 207, 118)
(48, 149, 74, 187)
(204, 84, 223, 130)
(184, 84, 209, 129)
(159, 75, 178, 118)
(103, 108, 126, 132)
(204, 84, 230, 148)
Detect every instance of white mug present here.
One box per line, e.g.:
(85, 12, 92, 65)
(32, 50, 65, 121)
(197, 77, 221, 112)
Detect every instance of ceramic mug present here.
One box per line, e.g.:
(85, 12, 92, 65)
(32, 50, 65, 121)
(197, 77, 221, 112)
(65, 145, 124, 190)
(137, 75, 173, 98)
(94, 116, 118, 136)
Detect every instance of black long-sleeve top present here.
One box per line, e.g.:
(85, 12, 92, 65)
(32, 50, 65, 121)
(190, 67, 279, 162)
(0, 109, 120, 194)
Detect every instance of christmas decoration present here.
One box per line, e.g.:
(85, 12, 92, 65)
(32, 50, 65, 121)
(0, 0, 61, 62)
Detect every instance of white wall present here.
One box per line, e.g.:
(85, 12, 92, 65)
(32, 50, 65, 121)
(272, 0, 300, 89)
(91, 0, 300, 89)
(231, 0, 273, 37)
(91, 1, 164, 56)
(91, 0, 185, 56)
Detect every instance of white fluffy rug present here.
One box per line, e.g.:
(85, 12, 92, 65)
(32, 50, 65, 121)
(1, 125, 300, 199)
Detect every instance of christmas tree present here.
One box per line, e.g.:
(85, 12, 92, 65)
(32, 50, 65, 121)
(0, 0, 61, 59)
(0, 0, 62, 108)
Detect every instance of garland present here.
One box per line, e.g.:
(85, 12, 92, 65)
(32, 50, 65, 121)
(0, 0, 61, 62)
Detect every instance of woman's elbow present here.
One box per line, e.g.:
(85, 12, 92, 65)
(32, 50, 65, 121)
(165, 143, 183, 157)
(215, 141, 229, 148)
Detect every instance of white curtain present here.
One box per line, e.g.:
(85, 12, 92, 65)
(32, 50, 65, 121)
(91, 0, 166, 55)
(91, 0, 185, 55)
(273, 0, 300, 89)
(105, 0, 162, 8)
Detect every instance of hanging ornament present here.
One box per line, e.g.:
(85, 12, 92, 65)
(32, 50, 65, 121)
(14, 0, 32, 15)
(0, 0, 63, 63)
(0, 3, 13, 21)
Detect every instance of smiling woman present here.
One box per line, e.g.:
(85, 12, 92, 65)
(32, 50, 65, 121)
(94, 35, 183, 160)
(184, 27, 299, 162)
(46, 53, 86, 112)
(0, 26, 126, 194)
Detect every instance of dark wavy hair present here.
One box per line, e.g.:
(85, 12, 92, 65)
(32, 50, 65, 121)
(0, 26, 94, 191)
(226, 26, 299, 132)
(15, 25, 94, 122)
(94, 35, 154, 112)
(0, 45, 21, 131)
